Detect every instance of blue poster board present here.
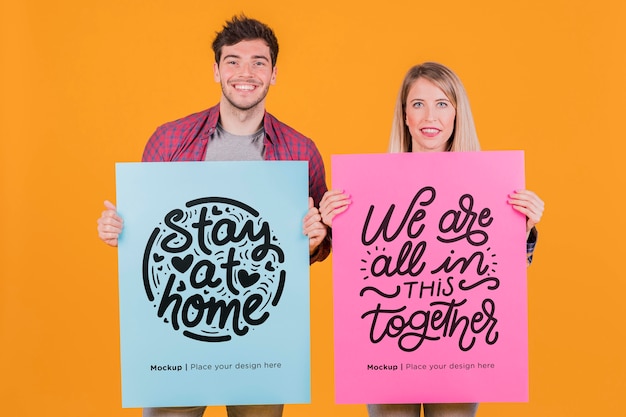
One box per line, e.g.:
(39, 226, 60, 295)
(115, 161, 310, 407)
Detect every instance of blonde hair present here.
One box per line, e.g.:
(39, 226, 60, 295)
(388, 62, 480, 153)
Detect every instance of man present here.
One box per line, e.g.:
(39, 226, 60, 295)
(97, 14, 330, 417)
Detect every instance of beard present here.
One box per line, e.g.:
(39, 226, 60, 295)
(221, 80, 270, 112)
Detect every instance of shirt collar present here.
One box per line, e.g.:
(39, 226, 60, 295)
(207, 103, 276, 145)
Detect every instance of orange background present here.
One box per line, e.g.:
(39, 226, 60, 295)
(1, 1, 624, 416)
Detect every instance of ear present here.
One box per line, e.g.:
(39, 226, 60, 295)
(270, 66, 277, 85)
(213, 62, 221, 83)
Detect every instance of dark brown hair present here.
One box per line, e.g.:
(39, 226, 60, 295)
(212, 14, 279, 66)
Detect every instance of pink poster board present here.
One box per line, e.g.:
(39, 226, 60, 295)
(332, 151, 528, 404)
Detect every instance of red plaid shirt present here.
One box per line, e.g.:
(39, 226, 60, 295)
(141, 104, 330, 263)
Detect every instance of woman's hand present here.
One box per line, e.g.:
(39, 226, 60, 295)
(319, 189, 351, 227)
(508, 190, 544, 237)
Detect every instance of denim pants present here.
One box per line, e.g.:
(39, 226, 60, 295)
(367, 403, 478, 417)
(143, 405, 284, 417)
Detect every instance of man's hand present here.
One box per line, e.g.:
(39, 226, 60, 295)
(303, 197, 327, 255)
(96, 200, 123, 247)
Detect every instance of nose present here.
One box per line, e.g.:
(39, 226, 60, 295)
(425, 105, 437, 122)
(239, 62, 253, 77)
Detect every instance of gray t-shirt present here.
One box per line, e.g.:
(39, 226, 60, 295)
(204, 123, 265, 161)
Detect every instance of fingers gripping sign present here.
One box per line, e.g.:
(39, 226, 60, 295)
(97, 200, 123, 247)
(507, 190, 545, 235)
(319, 189, 352, 227)
(304, 197, 327, 255)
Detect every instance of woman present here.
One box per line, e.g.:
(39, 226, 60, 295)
(319, 62, 544, 417)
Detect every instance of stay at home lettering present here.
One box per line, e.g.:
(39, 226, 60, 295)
(143, 197, 286, 343)
(358, 186, 500, 352)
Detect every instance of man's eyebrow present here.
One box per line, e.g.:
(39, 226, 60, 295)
(222, 54, 270, 61)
